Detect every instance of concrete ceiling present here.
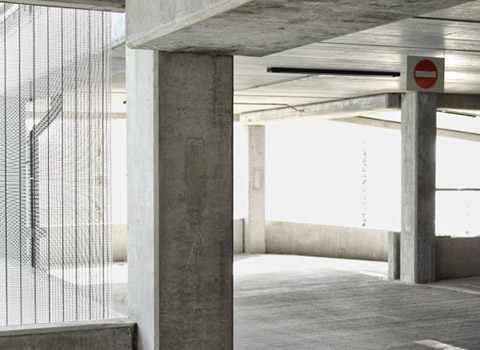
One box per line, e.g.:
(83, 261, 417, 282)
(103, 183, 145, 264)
(112, 1, 480, 115)
(233, 0, 480, 114)
(126, 0, 472, 56)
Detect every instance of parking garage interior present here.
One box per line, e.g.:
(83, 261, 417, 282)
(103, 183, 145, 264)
(3, 0, 480, 349)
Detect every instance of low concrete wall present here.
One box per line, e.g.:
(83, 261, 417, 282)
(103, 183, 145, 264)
(436, 236, 480, 280)
(0, 318, 136, 350)
(234, 219, 244, 254)
(266, 221, 388, 261)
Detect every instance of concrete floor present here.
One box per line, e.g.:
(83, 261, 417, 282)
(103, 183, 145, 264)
(113, 255, 480, 349)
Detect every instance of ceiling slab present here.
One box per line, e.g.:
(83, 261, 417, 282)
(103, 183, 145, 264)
(126, 0, 473, 56)
(326, 17, 480, 52)
(112, 1, 480, 116)
(419, 1, 480, 21)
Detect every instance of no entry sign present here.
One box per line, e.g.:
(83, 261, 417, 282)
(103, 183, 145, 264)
(406, 56, 444, 93)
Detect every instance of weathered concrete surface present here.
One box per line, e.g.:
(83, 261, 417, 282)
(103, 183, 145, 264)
(126, 49, 158, 350)
(126, 0, 472, 56)
(265, 221, 388, 261)
(3, 0, 124, 11)
(436, 237, 480, 280)
(127, 50, 233, 350)
(0, 318, 135, 350)
(234, 219, 244, 254)
(388, 231, 400, 280)
(243, 125, 265, 253)
(437, 93, 480, 117)
(401, 92, 437, 284)
(240, 94, 400, 124)
(235, 254, 480, 350)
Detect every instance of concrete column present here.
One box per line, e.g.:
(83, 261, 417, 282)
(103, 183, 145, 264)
(243, 125, 266, 253)
(127, 49, 233, 349)
(388, 231, 400, 280)
(400, 92, 436, 284)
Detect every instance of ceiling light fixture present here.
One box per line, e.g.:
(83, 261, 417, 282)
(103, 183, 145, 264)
(267, 67, 401, 77)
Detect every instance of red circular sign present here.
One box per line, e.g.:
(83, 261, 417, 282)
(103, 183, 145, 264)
(414, 59, 438, 89)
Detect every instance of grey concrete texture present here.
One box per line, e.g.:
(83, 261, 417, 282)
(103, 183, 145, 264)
(235, 255, 480, 350)
(240, 93, 400, 124)
(0, 318, 135, 350)
(234, 219, 244, 254)
(126, 0, 473, 56)
(3, 0, 125, 11)
(436, 236, 480, 280)
(155, 52, 233, 349)
(243, 125, 266, 254)
(388, 231, 400, 280)
(401, 92, 437, 284)
(265, 221, 388, 261)
(432, 276, 480, 295)
(126, 48, 158, 350)
(127, 50, 233, 350)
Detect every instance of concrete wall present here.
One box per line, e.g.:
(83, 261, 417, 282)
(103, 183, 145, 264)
(436, 236, 480, 280)
(0, 318, 135, 350)
(265, 221, 388, 261)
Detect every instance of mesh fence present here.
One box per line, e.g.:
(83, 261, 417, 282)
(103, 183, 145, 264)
(0, 3, 112, 326)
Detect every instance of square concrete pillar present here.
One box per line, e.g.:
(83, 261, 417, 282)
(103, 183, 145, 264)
(243, 125, 266, 254)
(400, 92, 436, 284)
(127, 49, 233, 349)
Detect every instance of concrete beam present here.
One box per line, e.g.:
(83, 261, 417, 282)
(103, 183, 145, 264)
(401, 92, 436, 284)
(3, 0, 125, 11)
(126, 0, 472, 56)
(239, 94, 400, 124)
(437, 93, 480, 111)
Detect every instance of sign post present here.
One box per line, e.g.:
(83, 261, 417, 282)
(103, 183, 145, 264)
(406, 56, 444, 93)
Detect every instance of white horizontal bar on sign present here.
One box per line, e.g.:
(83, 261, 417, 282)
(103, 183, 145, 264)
(415, 71, 437, 78)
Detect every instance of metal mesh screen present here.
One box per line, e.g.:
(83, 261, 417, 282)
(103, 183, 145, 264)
(0, 3, 112, 326)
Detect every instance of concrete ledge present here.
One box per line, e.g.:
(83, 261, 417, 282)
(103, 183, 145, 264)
(266, 221, 388, 261)
(0, 318, 136, 350)
(436, 236, 480, 280)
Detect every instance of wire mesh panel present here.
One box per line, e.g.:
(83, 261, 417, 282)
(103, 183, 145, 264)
(0, 3, 112, 326)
